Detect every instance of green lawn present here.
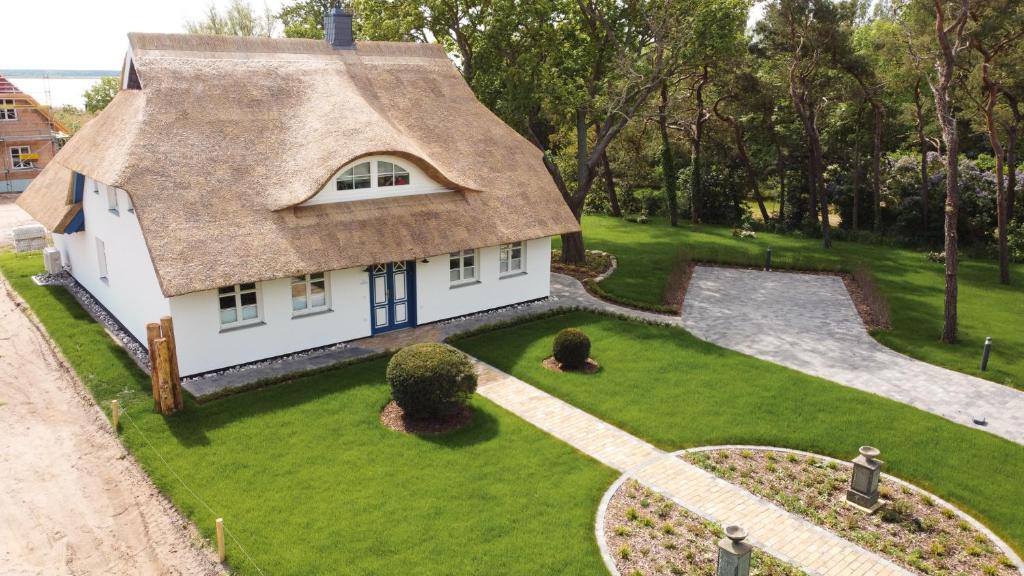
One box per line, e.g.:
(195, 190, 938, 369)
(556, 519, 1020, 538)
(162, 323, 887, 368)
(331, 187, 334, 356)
(571, 215, 1024, 389)
(454, 311, 1024, 556)
(0, 252, 616, 575)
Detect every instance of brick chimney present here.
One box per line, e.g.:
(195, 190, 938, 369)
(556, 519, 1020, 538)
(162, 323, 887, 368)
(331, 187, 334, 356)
(324, 5, 354, 49)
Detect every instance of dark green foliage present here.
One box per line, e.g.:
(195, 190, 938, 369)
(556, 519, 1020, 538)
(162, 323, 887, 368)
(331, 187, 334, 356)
(386, 343, 477, 418)
(553, 328, 591, 368)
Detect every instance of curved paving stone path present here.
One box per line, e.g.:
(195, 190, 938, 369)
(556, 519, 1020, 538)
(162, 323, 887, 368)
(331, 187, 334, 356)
(475, 361, 912, 576)
(682, 266, 1024, 445)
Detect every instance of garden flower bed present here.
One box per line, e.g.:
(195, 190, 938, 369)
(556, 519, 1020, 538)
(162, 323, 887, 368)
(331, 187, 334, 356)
(602, 478, 806, 576)
(682, 447, 1021, 576)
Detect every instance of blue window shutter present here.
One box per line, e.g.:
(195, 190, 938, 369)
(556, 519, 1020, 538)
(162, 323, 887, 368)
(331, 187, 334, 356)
(72, 172, 86, 203)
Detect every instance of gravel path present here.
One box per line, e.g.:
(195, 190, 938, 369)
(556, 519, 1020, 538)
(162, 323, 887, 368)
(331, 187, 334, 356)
(0, 278, 222, 575)
(682, 266, 1024, 445)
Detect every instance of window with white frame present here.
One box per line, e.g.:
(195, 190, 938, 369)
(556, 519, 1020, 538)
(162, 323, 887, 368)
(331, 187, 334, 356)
(0, 99, 16, 121)
(9, 146, 33, 169)
(376, 160, 410, 187)
(95, 238, 108, 279)
(107, 187, 119, 213)
(336, 161, 371, 190)
(449, 249, 477, 285)
(291, 272, 329, 315)
(499, 242, 525, 275)
(218, 283, 260, 327)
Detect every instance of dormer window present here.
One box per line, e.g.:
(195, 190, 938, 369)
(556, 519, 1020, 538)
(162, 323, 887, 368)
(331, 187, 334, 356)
(336, 162, 371, 190)
(377, 161, 410, 187)
(307, 154, 450, 206)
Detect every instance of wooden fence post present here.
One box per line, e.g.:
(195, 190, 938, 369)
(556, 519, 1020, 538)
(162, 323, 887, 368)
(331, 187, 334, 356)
(160, 316, 183, 410)
(154, 337, 175, 415)
(111, 399, 119, 431)
(146, 323, 162, 412)
(216, 518, 225, 562)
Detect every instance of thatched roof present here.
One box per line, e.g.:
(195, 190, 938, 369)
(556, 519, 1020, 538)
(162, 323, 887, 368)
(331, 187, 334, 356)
(18, 33, 578, 297)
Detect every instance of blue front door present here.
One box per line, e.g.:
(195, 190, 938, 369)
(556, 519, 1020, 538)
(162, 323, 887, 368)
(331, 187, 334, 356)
(369, 261, 416, 334)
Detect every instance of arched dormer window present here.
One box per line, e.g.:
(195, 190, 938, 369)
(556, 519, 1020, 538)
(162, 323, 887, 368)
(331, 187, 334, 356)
(305, 155, 450, 206)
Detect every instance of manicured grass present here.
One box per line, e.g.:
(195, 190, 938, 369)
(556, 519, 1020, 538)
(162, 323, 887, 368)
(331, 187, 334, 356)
(0, 252, 616, 575)
(454, 311, 1024, 555)
(570, 215, 1024, 389)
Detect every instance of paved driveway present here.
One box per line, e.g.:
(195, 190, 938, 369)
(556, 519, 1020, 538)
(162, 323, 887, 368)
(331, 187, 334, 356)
(682, 266, 1024, 445)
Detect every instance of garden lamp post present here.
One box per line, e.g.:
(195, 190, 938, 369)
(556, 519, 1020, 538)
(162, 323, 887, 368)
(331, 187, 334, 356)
(846, 446, 883, 512)
(717, 525, 752, 576)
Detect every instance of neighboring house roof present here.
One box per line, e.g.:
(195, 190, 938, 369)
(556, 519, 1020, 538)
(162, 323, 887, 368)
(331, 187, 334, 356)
(18, 33, 579, 297)
(0, 73, 70, 135)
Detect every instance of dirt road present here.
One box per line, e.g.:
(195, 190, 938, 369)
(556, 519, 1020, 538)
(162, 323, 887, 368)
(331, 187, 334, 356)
(0, 276, 222, 574)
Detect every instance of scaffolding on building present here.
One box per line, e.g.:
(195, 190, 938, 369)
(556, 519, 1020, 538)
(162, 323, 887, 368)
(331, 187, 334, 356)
(0, 73, 69, 193)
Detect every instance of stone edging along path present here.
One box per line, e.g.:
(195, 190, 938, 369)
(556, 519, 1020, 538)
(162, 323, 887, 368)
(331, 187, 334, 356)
(593, 445, 1024, 576)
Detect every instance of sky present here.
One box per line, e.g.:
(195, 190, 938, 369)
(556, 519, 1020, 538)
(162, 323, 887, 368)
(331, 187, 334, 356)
(0, 0, 285, 71)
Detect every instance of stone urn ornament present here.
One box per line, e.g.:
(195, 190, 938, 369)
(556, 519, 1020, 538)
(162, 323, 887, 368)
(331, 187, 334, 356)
(846, 446, 884, 512)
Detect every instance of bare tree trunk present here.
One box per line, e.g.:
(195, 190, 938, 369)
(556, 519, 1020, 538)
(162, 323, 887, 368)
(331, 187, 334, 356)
(930, 0, 970, 343)
(915, 80, 930, 232)
(770, 122, 786, 222)
(980, 53, 1010, 284)
(716, 100, 769, 222)
(690, 67, 708, 223)
(600, 150, 622, 217)
(851, 105, 864, 231)
(1005, 92, 1020, 221)
(659, 81, 679, 226)
(790, 58, 830, 247)
(871, 101, 883, 233)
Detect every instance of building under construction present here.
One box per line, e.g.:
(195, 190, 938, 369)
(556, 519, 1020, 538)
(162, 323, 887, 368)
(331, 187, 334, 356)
(1, 74, 67, 193)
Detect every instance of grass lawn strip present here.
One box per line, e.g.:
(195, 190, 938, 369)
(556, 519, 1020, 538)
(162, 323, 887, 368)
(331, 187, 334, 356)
(0, 251, 618, 575)
(453, 310, 1024, 557)
(603, 478, 806, 576)
(574, 215, 1024, 389)
(683, 447, 1020, 576)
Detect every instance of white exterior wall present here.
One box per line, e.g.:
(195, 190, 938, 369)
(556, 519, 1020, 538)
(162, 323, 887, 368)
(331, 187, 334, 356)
(168, 268, 371, 376)
(53, 176, 170, 344)
(414, 237, 551, 324)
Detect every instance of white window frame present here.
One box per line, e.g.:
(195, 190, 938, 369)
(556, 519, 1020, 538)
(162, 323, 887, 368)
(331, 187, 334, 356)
(95, 238, 108, 279)
(0, 99, 16, 121)
(9, 146, 33, 170)
(218, 283, 262, 328)
(449, 249, 478, 286)
(106, 187, 119, 214)
(499, 242, 526, 276)
(291, 272, 330, 316)
(376, 160, 410, 188)
(335, 161, 372, 190)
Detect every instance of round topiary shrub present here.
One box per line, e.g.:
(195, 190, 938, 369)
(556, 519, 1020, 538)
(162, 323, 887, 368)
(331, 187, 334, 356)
(386, 343, 478, 419)
(553, 328, 591, 369)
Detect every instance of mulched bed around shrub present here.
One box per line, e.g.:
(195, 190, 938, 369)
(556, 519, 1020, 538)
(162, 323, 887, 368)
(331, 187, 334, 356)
(379, 400, 474, 435)
(604, 479, 807, 576)
(551, 249, 614, 282)
(542, 356, 601, 374)
(683, 448, 1019, 576)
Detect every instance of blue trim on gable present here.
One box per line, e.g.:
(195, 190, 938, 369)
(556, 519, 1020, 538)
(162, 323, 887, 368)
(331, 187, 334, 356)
(64, 208, 85, 234)
(72, 172, 86, 203)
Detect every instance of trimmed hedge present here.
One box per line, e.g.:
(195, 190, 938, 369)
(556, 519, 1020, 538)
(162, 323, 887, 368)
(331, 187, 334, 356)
(386, 343, 478, 419)
(553, 328, 591, 369)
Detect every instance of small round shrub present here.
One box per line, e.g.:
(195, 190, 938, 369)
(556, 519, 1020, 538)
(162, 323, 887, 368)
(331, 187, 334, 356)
(553, 328, 591, 369)
(386, 343, 477, 419)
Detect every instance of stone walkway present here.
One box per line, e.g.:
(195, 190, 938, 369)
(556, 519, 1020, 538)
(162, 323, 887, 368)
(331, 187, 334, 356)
(682, 266, 1024, 445)
(474, 360, 911, 576)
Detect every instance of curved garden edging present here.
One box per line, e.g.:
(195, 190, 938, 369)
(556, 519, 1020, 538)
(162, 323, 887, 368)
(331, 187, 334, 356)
(595, 445, 1024, 576)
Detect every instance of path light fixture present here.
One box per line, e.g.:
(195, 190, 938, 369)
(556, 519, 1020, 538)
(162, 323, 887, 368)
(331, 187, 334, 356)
(716, 525, 752, 576)
(846, 446, 883, 512)
(765, 247, 772, 272)
(980, 336, 992, 371)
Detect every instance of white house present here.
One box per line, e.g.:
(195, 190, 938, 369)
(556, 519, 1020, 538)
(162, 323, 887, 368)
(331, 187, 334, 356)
(17, 11, 578, 377)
